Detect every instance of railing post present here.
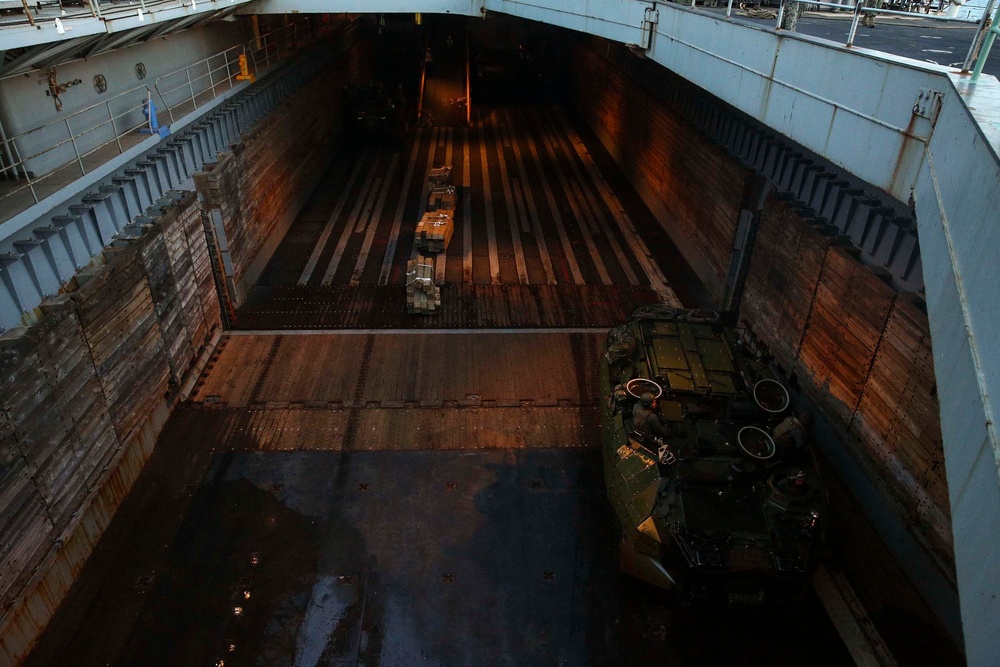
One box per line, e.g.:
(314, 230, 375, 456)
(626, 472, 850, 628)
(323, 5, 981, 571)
(972, 15, 1000, 82)
(249, 47, 259, 73)
(776, 0, 786, 29)
(963, 0, 998, 72)
(156, 83, 176, 124)
(10, 142, 38, 204)
(208, 58, 216, 98)
(66, 118, 86, 177)
(108, 101, 123, 153)
(726, 0, 735, 18)
(0, 121, 21, 181)
(187, 68, 197, 110)
(846, 1, 864, 46)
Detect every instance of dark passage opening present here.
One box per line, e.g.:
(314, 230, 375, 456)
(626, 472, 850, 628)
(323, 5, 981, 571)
(236, 14, 707, 330)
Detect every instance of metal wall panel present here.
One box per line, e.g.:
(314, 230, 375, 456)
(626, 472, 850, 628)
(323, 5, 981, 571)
(648, 6, 946, 203)
(913, 73, 1000, 667)
(484, 0, 652, 47)
(0, 24, 361, 332)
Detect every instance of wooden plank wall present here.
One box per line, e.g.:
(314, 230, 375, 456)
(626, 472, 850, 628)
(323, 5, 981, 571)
(570, 43, 751, 297)
(194, 42, 371, 306)
(1, 38, 369, 660)
(739, 194, 833, 373)
(740, 194, 952, 573)
(142, 193, 222, 388)
(0, 194, 220, 664)
(851, 296, 951, 568)
(797, 246, 897, 430)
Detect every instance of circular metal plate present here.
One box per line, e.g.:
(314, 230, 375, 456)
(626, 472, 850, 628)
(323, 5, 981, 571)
(625, 378, 663, 400)
(737, 425, 777, 460)
(753, 379, 790, 413)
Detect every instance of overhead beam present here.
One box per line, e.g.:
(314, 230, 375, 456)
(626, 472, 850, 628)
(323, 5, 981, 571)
(238, 0, 482, 14)
(483, 0, 653, 47)
(0, 11, 232, 77)
(0, 0, 256, 51)
(146, 12, 218, 41)
(0, 36, 101, 76)
(84, 24, 161, 58)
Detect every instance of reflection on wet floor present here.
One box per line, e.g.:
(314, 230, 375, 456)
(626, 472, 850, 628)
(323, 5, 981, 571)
(68, 449, 851, 666)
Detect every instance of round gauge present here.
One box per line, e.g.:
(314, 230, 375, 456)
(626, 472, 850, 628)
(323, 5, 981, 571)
(737, 425, 777, 460)
(93, 74, 107, 94)
(135, 63, 146, 80)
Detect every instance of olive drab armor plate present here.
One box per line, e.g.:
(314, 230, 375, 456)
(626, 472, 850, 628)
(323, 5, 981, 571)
(599, 307, 826, 605)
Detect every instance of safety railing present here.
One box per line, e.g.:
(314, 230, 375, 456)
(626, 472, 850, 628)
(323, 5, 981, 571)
(0, 84, 156, 209)
(722, 0, 1000, 78)
(153, 44, 246, 124)
(246, 19, 319, 72)
(152, 19, 318, 124)
(0, 0, 247, 30)
(0, 17, 323, 218)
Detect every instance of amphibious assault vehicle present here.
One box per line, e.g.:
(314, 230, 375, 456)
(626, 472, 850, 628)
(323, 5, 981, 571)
(600, 306, 826, 606)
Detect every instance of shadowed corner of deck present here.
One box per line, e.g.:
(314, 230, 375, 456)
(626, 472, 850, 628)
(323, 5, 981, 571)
(434, 449, 622, 663)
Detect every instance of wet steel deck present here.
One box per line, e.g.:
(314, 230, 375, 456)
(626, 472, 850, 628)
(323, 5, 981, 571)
(26, 436, 850, 666)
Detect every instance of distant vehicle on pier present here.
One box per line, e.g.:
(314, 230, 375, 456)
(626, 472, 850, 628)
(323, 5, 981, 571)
(344, 81, 407, 145)
(600, 306, 827, 606)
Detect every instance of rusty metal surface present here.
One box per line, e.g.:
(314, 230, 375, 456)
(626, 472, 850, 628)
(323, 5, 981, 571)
(17, 325, 872, 666)
(22, 410, 231, 667)
(236, 283, 663, 330)
(0, 404, 164, 665)
(143, 405, 597, 452)
(190, 331, 604, 406)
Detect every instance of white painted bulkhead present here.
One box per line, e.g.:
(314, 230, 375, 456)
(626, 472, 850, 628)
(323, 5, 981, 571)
(0, 21, 249, 176)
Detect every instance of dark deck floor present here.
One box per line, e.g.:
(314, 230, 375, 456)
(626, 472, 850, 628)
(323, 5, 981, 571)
(25, 434, 852, 666)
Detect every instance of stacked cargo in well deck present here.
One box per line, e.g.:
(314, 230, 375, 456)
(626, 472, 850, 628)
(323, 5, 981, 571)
(407, 165, 457, 315)
(415, 167, 457, 255)
(406, 256, 441, 314)
(415, 209, 455, 253)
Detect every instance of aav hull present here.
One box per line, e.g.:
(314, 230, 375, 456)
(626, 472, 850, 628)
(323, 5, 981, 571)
(600, 307, 826, 605)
